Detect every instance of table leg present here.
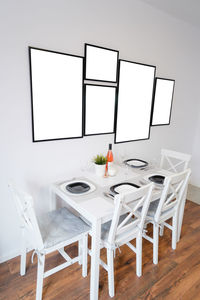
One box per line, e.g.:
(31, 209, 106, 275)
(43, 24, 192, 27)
(49, 187, 57, 211)
(90, 219, 101, 300)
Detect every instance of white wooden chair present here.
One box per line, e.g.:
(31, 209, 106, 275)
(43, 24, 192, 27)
(159, 149, 191, 238)
(97, 183, 154, 298)
(9, 184, 90, 300)
(160, 149, 191, 173)
(141, 169, 191, 265)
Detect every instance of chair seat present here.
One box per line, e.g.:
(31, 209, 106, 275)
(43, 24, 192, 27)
(137, 199, 174, 218)
(101, 214, 139, 244)
(38, 207, 90, 249)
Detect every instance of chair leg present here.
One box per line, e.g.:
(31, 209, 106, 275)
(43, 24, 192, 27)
(20, 243, 27, 276)
(159, 224, 164, 236)
(36, 254, 45, 300)
(20, 228, 26, 276)
(107, 248, 115, 298)
(153, 223, 159, 265)
(136, 235, 142, 277)
(78, 239, 82, 265)
(82, 234, 88, 277)
(172, 215, 177, 250)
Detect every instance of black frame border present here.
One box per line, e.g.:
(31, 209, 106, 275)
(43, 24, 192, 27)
(84, 43, 119, 84)
(29, 46, 84, 143)
(114, 59, 156, 144)
(150, 77, 175, 127)
(84, 83, 117, 136)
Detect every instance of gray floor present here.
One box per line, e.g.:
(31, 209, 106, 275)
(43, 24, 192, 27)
(187, 184, 200, 205)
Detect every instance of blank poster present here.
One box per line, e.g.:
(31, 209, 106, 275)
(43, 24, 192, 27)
(85, 44, 118, 82)
(84, 85, 116, 135)
(152, 78, 175, 126)
(115, 60, 155, 143)
(29, 48, 83, 142)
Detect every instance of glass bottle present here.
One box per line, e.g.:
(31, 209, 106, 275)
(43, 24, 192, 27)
(107, 144, 114, 167)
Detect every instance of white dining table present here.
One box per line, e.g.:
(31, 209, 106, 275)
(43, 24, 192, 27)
(49, 165, 185, 300)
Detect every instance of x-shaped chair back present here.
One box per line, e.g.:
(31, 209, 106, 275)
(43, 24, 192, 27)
(160, 149, 191, 173)
(155, 169, 191, 222)
(9, 184, 44, 251)
(107, 183, 154, 246)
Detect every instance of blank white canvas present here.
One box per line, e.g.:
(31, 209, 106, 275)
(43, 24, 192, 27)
(85, 85, 116, 135)
(115, 61, 155, 143)
(152, 79, 174, 125)
(85, 45, 118, 82)
(30, 49, 83, 141)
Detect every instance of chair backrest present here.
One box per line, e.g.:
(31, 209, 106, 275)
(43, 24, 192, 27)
(154, 168, 191, 222)
(160, 149, 191, 173)
(9, 184, 44, 251)
(107, 183, 154, 246)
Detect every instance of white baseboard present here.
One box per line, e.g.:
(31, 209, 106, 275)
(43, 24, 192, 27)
(0, 247, 33, 263)
(187, 184, 200, 205)
(0, 248, 21, 263)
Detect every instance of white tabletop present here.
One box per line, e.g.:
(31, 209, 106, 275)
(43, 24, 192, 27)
(51, 165, 172, 223)
(84, 164, 139, 187)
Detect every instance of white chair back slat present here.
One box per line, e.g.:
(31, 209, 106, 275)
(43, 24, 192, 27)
(9, 184, 44, 251)
(155, 169, 191, 221)
(160, 149, 191, 173)
(124, 194, 146, 212)
(162, 179, 182, 211)
(118, 194, 147, 230)
(116, 219, 140, 236)
(117, 211, 134, 231)
(107, 183, 154, 245)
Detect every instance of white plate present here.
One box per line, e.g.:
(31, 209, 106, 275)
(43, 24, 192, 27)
(114, 184, 138, 194)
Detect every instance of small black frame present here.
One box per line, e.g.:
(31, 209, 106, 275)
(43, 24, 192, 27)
(84, 83, 117, 136)
(114, 59, 156, 144)
(29, 46, 84, 143)
(84, 43, 119, 83)
(151, 77, 175, 126)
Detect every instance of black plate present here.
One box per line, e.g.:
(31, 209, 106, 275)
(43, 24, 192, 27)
(124, 158, 148, 168)
(65, 182, 90, 194)
(110, 182, 140, 194)
(148, 175, 165, 184)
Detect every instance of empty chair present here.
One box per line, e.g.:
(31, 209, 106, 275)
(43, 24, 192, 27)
(97, 183, 154, 298)
(160, 149, 191, 173)
(140, 169, 191, 264)
(159, 149, 191, 239)
(9, 184, 90, 300)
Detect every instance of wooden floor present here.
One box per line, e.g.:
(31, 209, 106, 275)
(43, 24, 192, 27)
(1, 200, 200, 300)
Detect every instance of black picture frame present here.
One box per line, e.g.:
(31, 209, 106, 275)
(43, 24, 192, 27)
(84, 44, 119, 83)
(151, 77, 175, 126)
(84, 83, 117, 136)
(29, 46, 84, 142)
(114, 59, 156, 144)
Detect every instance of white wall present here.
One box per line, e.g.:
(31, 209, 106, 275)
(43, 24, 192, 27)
(0, 0, 200, 262)
(191, 109, 200, 187)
